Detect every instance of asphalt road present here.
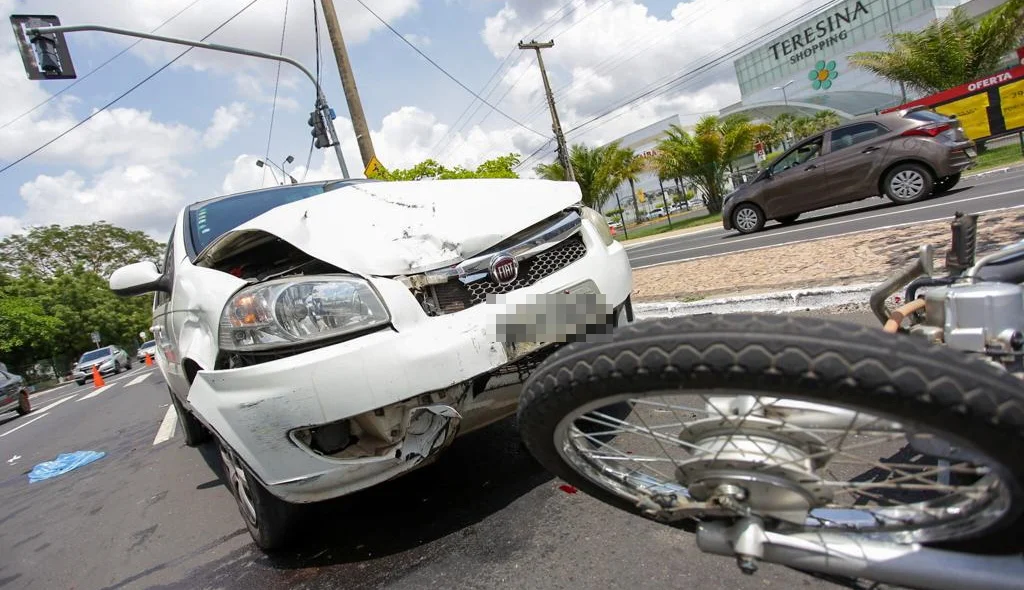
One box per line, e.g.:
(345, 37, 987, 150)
(0, 315, 885, 590)
(627, 166, 1024, 269)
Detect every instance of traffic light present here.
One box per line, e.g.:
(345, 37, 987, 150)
(308, 110, 331, 149)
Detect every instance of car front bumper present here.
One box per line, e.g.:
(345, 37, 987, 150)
(187, 223, 634, 503)
(72, 364, 117, 380)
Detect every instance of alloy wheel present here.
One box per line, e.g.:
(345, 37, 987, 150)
(890, 170, 925, 200)
(734, 207, 760, 232)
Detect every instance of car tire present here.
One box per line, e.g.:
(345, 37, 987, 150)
(731, 203, 765, 234)
(126, 360, 133, 370)
(884, 163, 933, 204)
(76, 380, 85, 386)
(168, 388, 211, 447)
(933, 172, 961, 195)
(16, 389, 31, 416)
(219, 442, 299, 551)
(776, 214, 800, 225)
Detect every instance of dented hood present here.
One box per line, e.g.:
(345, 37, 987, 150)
(197, 178, 583, 276)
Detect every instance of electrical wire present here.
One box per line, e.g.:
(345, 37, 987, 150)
(302, 0, 322, 182)
(0, 0, 208, 131)
(261, 0, 290, 187)
(349, 0, 547, 140)
(0, 0, 265, 176)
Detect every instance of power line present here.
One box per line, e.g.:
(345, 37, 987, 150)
(262, 0, 290, 186)
(302, 0, 323, 182)
(0, 0, 208, 131)
(0, 0, 265, 176)
(351, 0, 546, 139)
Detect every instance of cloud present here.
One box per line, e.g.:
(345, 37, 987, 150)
(203, 102, 251, 148)
(13, 164, 191, 236)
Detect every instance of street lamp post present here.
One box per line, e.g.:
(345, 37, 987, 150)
(256, 155, 298, 185)
(773, 79, 795, 107)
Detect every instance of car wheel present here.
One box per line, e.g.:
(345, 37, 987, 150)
(732, 203, 765, 234)
(219, 442, 299, 551)
(776, 214, 800, 225)
(168, 388, 211, 447)
(884, 163, 933, 203)
(76, 379, 85, 386)
(126, 360, 133, 370)
(16, 389, 31, 416)
(933, 172, 961, 195)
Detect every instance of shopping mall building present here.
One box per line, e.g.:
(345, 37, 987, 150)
(599, 0, 1011, 217)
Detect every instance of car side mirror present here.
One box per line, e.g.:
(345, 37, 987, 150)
(110, 261, 170, 296)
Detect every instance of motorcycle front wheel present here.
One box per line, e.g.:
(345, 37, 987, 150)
(517, 314, 1024, 551)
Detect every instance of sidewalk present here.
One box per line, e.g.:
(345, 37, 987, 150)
(630, 207, 1024, 303)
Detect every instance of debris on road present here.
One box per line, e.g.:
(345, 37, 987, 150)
(28, 451, 106, 483)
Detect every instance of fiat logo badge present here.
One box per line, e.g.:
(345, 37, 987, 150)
(488, 253, 519, 285)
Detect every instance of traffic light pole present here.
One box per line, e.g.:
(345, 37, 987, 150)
(21, 22, 351, 179)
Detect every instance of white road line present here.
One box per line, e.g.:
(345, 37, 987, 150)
(0, 412, 49, 438)
(34, 394, 78, 414)
(152, 406, 177, 446)
(633, 202, 1024, 270)
(631, 188, 1024, 265)
(77, 384, 114, 401)
(126, 373, 151, 387)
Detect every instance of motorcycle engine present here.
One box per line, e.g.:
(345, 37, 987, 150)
(913, 282, 1024, 375)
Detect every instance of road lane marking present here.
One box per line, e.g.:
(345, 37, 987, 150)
(126, 373, 151, 387)
(78, 384, 114, 401)
(152, 406, 177, 445)
(34, 395, 78, 413)
(0, 412, 49, 438)
(633, 202, 1024, 270)
(630, 188, 1024, 265)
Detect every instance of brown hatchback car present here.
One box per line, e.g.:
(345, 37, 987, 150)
(722, 109, 976, 234)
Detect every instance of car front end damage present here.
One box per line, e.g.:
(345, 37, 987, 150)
(186, 206, 633, 503)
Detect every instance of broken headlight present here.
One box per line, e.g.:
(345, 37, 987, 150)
(219, 275, 390, 352)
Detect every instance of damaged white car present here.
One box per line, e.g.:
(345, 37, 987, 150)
(110, 178, 633, 549)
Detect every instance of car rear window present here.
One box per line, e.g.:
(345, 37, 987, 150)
(79, 347, 111, 363)
(904, 109, 951, 123)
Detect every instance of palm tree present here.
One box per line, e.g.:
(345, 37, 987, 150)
(534, 144, 612, 209)
(849, 0, 1024, 95)
(655, 115, 755, 214)
(811, 110, 841, 134)
(602, 143, 646, 223)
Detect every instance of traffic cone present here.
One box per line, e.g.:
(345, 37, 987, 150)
(91, 364, 105, 388)
(145, 352, 154, 367)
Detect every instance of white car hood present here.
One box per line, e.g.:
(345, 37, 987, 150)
(197, 178, 583, 276)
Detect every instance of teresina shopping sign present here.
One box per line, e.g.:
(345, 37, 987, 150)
(769, 0, 870, 65)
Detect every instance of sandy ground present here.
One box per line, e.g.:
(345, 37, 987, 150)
(632, 209, 1024, 302)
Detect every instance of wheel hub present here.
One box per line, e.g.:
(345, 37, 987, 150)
(675, 417, 833, 523)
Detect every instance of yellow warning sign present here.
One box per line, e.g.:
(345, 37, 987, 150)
(364, 156, 384, 178)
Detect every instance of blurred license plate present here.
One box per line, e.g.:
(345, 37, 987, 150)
(498, 281, 606, 359)
(965, 147, 976, 157)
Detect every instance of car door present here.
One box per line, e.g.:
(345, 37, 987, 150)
(821, 122, 892, 203)
(761, 135, 828, 218)
(152, 224, 188, 397)
(0, 371, 15, 406)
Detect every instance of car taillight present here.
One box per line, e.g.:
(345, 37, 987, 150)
(901, 123, 951, 137)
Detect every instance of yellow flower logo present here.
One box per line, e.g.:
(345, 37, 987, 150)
(809, 60, 838, 90)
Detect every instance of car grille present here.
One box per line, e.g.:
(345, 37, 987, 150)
(421, 235, 587, 316)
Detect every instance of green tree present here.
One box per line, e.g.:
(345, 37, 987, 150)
(602, 143, 646, 223)
(655, 115, 755, 214)
(0, 222, 162, 278)
(370, 153, 522, 181)
(811, 109, 842, 133)
(535, 144, 617, 209)
(849, 0, 1024, 95)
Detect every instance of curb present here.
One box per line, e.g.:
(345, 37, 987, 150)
(633, 283, 899, 319)
(965, 162, 1024, 178)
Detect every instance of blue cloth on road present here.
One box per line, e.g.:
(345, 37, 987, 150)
(28, 451, 106, 483)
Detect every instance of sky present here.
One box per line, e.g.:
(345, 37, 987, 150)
(0, 0, 837, 239)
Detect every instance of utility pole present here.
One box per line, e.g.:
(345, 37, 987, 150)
(321, 0, 376, 171)
(519, 40, 574, 181)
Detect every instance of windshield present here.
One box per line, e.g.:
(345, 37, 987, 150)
(140, 340, 155, 349)
(188, 184, 330, 254)
(80, 347, 112, 363)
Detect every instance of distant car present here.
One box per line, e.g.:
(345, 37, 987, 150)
(0, 367, 31, 417)
(72, 346, 131, 385)
(137, 340, 157, 362)
(651, 207, 666, 217)
(722, 109, 976, 234)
